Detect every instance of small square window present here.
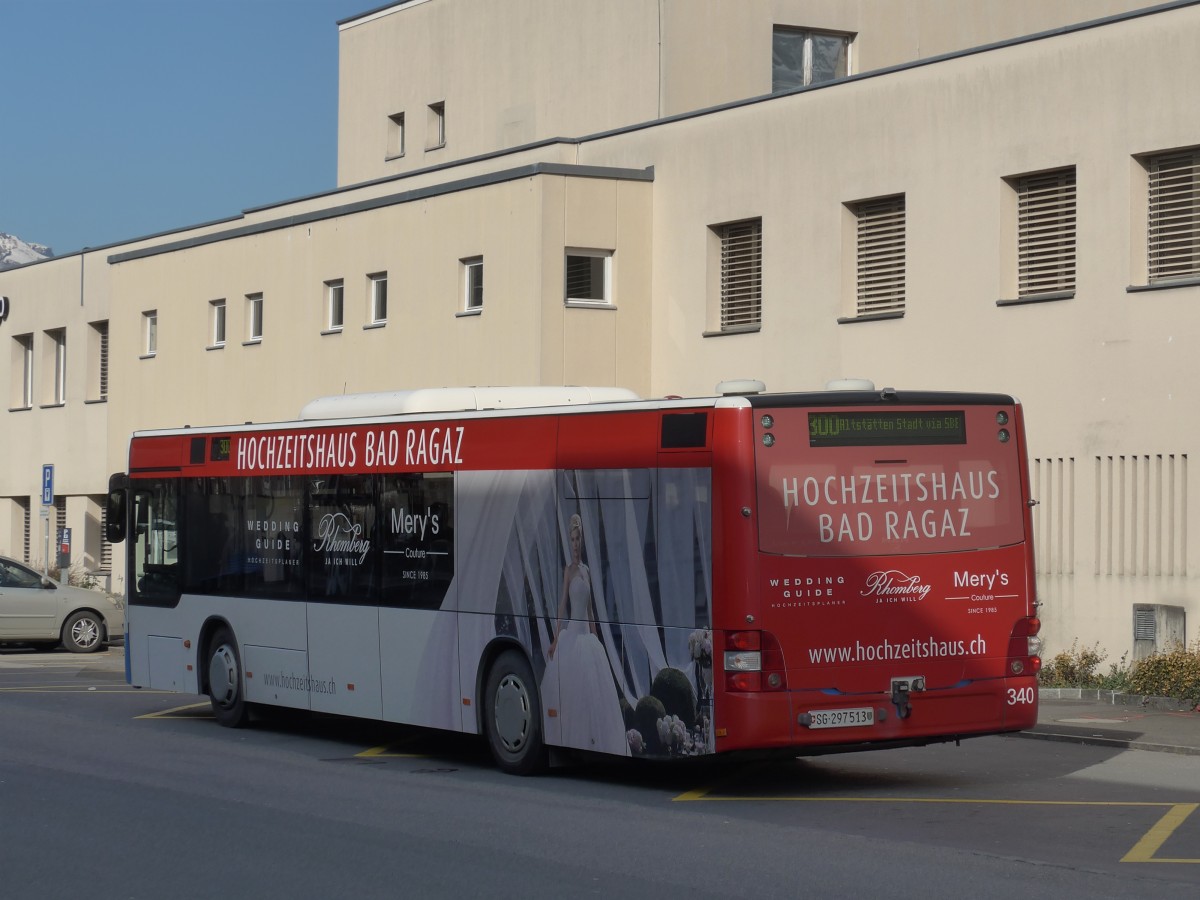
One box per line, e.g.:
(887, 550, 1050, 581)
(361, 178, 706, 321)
(326, 280, 344, 330)
(772, 27, 851, 91)
(369, 273, 388, 324)
(565, 250, 612, 305)
(387, 112, 405, 158)
(246, 294, 263, 342)
(210, 299, 227, 347)
(142, 310, 158, 356)
(427, 102, 445, 150)
(462, 257, 483, 311)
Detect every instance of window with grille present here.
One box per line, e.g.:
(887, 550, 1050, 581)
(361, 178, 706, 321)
(96, 494, 112, 573)
(853, 195, 906, 316)
(717, 219, 762, 330)
(565, 250, 612, 305)
(19, 497, 30, 563)
(95, 321, 108, 399)
(1147, 148, 1200, 283)
(1016, 168, 1076, 297)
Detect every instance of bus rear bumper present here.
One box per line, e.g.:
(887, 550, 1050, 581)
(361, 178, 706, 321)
(714, 677, 1039, 754)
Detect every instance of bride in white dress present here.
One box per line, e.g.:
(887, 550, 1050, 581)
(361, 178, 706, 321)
(545, 514, 630, 756)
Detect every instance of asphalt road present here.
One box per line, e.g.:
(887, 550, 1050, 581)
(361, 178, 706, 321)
(2, 645, 1197, 899)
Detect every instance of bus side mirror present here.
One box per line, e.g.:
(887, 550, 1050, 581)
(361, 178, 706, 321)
(106, 473, 129, 544)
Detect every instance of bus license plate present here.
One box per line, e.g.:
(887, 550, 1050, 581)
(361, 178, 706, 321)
(808, 707, 874, 729)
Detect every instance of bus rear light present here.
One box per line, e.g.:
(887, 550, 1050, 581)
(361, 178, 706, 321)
(723, 630, 787, 692)
(724, 649, 761, 672)
(1006, 616, 1042, 678)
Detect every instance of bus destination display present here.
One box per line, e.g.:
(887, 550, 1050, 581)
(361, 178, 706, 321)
(808, 410, 966, 447)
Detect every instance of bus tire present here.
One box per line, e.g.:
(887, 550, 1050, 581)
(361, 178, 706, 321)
(207, 627, 249, 728)
(483, 649, 548, 776)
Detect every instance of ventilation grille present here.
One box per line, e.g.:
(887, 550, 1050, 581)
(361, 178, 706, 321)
(1018, 169, 1076, 296)
(1095, 454, 1188, 577)
(855, 195, 906, 315)
(1032, 456, 1075, 575)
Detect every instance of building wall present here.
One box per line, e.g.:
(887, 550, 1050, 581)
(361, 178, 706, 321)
(3, 1, 1197, 660)
(572, 3, 1200, 657)
(338, 0, 1157, 186)
(0, 253, 110, 578)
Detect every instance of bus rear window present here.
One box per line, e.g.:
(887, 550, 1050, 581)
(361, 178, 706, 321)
(756, 406, 1025, 557)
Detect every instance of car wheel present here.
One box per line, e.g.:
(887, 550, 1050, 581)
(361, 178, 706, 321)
(207, 627, 249, 728)
(62, 611, 104, 653)
(483, 649, 548, 775)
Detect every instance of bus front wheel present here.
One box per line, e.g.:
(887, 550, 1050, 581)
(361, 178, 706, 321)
(483, 649, 548, 775)
(207, 627, 248, 728)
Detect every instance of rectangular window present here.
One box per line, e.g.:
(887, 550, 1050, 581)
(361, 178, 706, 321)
(143, 310, 157, 356)
(47, 328, 66, 405)
(12, 333, 33, 409)
(462, 257, 484, 311)
(326, 280, 344, 331)
(1013, 168, 1076, 297)
(210, 299, 226, 347)
(246, 294, 263, 342)
(369, 273, 388, 324)
(427, 101, 445, 150)
(1146, 148, 1200, 283)
(565, 250, 612, 305)
(89, 320, 108, 401)
(387, 112, 405, 158)
(716, 219, 762, 331)
(772, 27, 851, 91)
(852, 195, 906, 316)
(379, 473, 455, 609)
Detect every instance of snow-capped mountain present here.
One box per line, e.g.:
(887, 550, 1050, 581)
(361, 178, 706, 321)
(0, 233, 54, 270)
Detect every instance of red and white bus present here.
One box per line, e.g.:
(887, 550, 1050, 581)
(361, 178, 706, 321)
(106, 381, 1041, 773)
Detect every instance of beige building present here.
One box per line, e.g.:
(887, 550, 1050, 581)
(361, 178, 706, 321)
(2, 0, 1198, 663)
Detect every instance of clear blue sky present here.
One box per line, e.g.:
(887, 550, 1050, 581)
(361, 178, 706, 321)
(2, 0, 369, 255)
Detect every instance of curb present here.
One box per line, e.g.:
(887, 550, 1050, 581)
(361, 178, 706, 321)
(1018, 726, 1200, 757)
(1038, 687, 1198, 712)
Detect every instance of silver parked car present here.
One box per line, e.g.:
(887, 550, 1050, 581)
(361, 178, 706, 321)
(0, 555, 124, 653)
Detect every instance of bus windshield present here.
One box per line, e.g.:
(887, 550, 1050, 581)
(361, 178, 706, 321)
(755, 404, 1026, 557)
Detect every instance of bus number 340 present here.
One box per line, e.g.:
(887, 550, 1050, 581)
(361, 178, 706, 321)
(1007, 686, 1035, 705)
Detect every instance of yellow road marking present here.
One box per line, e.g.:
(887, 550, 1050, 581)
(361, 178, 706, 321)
(135, 701, 213, 719)
(356, 741, 428, 759)
(675, 789, 1200, 864)
(1122, 803, 1200, 864)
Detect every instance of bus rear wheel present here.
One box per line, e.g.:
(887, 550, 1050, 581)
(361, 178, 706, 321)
(483, 649, 548, 775)
(207, 627, 248, 728)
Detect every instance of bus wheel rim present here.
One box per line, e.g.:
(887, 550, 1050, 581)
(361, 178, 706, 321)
(494, 673, 530, 753)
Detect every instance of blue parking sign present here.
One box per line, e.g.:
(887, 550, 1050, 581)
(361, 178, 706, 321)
(42, 464, 53, 505)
